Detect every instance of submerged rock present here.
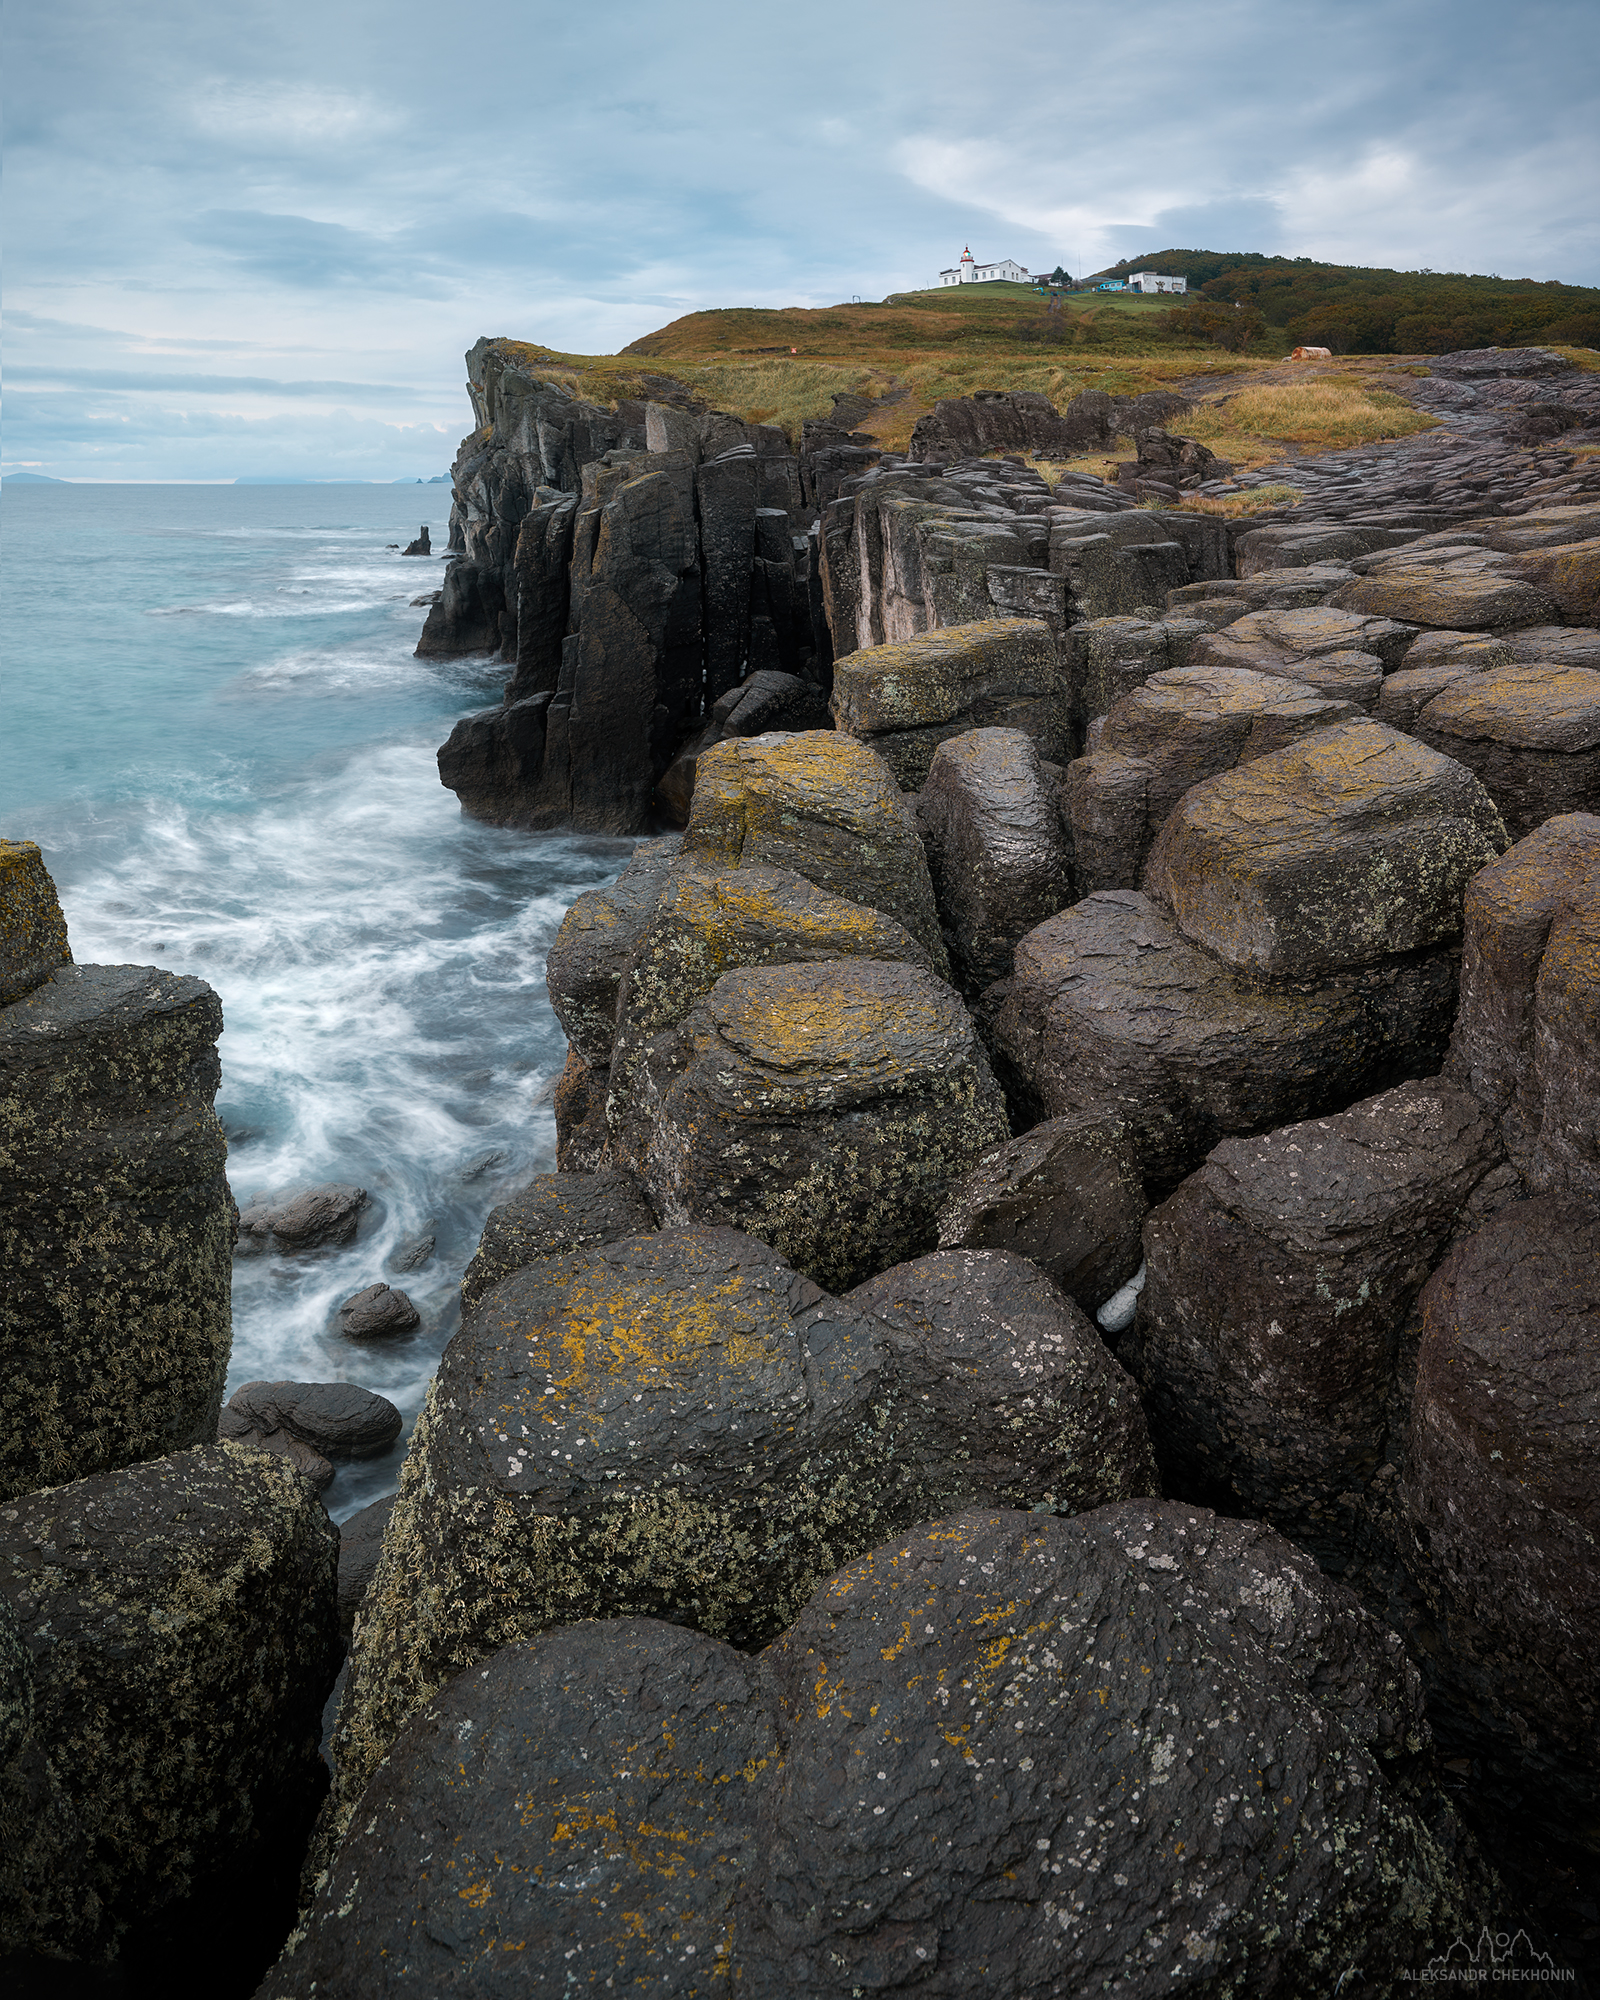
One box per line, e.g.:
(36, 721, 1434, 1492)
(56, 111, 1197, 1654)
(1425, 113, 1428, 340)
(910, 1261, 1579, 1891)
(235, 1182, 369, 1255)
(335, 1283, 421, 1341)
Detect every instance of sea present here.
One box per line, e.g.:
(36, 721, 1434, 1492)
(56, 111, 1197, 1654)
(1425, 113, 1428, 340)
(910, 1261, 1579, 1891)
(1, 482, 636, 1520)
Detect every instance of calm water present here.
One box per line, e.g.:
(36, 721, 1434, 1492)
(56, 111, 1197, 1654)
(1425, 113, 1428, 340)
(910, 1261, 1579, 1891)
(2, 484, 633, 1519)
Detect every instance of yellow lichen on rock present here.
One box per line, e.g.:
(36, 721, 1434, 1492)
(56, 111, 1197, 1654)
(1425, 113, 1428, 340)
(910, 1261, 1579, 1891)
(0, 839, 72, 1007)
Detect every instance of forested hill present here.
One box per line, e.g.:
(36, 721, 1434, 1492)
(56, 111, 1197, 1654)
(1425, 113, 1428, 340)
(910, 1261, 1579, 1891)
(1089, 249, 1600, 353)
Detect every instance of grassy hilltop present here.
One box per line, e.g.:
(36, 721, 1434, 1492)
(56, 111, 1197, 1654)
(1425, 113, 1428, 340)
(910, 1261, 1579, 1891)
(491, 252, 1599, 475)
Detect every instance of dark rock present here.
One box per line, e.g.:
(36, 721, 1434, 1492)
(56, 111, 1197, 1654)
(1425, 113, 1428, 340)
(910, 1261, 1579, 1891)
(1050, 529, 1189, 624)
(1400, 1196, 1600, 1851)
(280, 1505, 1500, 1991)
(0, 839, 71, 1005)
(1430, 345, 1574, 380)
(235, 1182, 368, 1255)
(1410, 664, 1600, 838)
(1444, 812, 1600, 1203)
(544, 836, 680, 1066)
(219, 1381, 402, 1468)
(985, 890, 1462, 1195)
(918, 727, 1074, 993)
(636, 960, 1009, 1291)
(502, 495, 576, 703)
(1067, 666, 1361, 894)
(387, 1232, 435, 1272)
(680, 731, 949, 976)
(400, 526, 430, 556)
(1188, 604, 1416, 700)
(844, 1248, 1160, 1510)
(434, 692, 557, 827)
(908, 387, 1118, 463)
(654, 670, 833, 827)
(336, 1494, 395, 1641)
(1064, 613, 1212, 731)
(696, 448, 758, 700)
(1142, 718, 1507, 984)
(335, 1283, 420, 1342)
(1, 961, 233, 1504)
(1135, 1079, 1505, 1562)
(1330, 549, 1560, 631)
(0, 1443, 339, 1961)
(551, 1046, 612, 1173)
(831, 619, 1069, 789)
(608, 862, 933, 1167)
(935, 1112, 1146, 1312)
(414, 557, 503, 658)
(461, 1168, 657, 1313)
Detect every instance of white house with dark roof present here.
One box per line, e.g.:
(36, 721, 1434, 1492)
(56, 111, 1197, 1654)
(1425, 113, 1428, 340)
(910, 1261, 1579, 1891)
(938, 246, 1029, 286)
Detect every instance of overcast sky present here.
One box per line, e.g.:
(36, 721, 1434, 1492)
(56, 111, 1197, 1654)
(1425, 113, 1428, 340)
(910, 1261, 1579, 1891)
(6, 0, 1598, 481)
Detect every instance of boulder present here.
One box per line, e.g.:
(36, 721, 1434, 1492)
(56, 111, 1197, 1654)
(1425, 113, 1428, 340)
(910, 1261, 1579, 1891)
(235, 1182, 368, 1255)
(0, 1443, 339, 1961)
(636, 959, 1009, 1291)
(1408, 664, 1600, 838)
(283, 1505, 1499, 1993)
(907, 387, 1118, 462)
(336, 1493, 396, 1641)
(918, 728, 1075, 993)
(1135, 1080, 1505, 1563)
(543, 835, 680, 1066)
(1063, 613, 1212, 730)
(219, 1382, 403, 1482)
(1188, 604, 1416, 709)
(608, 863, 933, 1165)
(332, 1227, 1137, 1837)
(1233, 523, 1427, 577)
(1506, 623, 1600, 670)
(1050, 530, 1190, 624)
(1, 960, 233, 1505)
(830, 619, 1068, 788)
(335, 1283, 420, 1341)
(1444, 813, 1600, 1203)
(844, 1248, 1159, 1511)
(654, 670, 833, 826)
(1067, 666, 1361, 894)
(679, 732, 948, 975)
(984, 891, 1462, 1195)
(935, 1112, 1146, 1313)
(1400, 1197, 1600, 1847)
(1431, 345, 1573, 379)
(1142, 718, 1508, 984)
(461, 1167, 657, 1313)
(1330, 551, 1560, 631)
(0, 839, 71, 1006)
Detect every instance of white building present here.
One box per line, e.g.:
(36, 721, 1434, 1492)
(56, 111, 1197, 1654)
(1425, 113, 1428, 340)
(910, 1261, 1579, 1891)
(1127, 271, 1187, 295)
(938, 246, 1030, 286)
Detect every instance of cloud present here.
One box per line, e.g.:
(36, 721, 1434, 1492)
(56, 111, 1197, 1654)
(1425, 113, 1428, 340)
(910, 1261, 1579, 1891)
(8, 366, 419, 399)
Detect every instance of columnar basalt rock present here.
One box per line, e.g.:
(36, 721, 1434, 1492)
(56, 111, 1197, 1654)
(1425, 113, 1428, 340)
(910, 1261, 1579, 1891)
(326, 1231, 1156, 1849)
(638, 959, 1009, 1289)
(0, 840, 71, 1006)
(1406, 664, 1600, 838)
(1063, 613, 1214, 732)
(831, 619, 1069, 787)
(917, 727, 1075, 992)
(1444, 812, 1600, 1203)
(1067, 666, 1362, 894)
(0, 1443, 339, 1962)
(1134, 1079, 1506, 1563)
(544, 836, 681, 1069)
(1, 943, 235, 1504)
(460, 1168, 658, 1313)
(281, 1506, 1503, 1996)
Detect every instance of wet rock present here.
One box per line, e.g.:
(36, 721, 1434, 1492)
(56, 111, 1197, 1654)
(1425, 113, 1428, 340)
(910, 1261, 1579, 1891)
(1188, 604, 1416, 707)
(0, 1443, 339, 1961)
(1233, 522, 1417, 576)
(1400, 1197, 1600, 1850)
(654, 670, 833, 827)
(260, 1619, 776, 1999)
(461, 1167, 657, 1313)
(1431, 344, 1573, 380)
(908, 387, 1119, 461)
(219, 1382, 403, 1480)
(918, 728, 1075, 993)
(544, 835, 680, 1066)
(400, 526, 430, 556)
(0, 839, 71, 1005)
(387, 1231, 435, 1272)
(844, 1248, 1159, 1511)
(1063, 612, 1212, 730)
(2, 960, 233, 1505)
(1331, 549, 1560, 630)
(1142, 718, 1508, 984)
(1409, 664, 1600, 838)
(935, 1112, 1146, 1313)
(235, 1182, 369, 1255)
(1505, 623, 1600, 670)
(1444, 812, 1600, 1202)
(551, 1046, 612, 1173)
(1067, 666, 1361, 894)
(680, 731, 948, 976)
(1135, 1080, 1505, 1562)
(637, 959, 1009, 1291)
(985, 890, 1462, 1195)
(608, 863, 933, 1166)
(335, 1283, 420, 1341)
(333, 1228, 1127, 1839)
(336, 1493, 396, 1641)
(831, 619, 1068, 789)
(414, 557, 503, 658)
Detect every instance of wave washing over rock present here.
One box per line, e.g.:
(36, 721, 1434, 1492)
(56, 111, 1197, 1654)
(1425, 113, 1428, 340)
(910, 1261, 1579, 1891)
(2, 352, 1598, 1995)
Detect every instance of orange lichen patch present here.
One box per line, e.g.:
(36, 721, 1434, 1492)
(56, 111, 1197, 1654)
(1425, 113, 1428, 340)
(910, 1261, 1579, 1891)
(524, 1264, 783, 1399)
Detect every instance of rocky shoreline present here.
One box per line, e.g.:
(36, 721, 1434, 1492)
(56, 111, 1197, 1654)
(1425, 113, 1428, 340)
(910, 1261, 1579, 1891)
(2, 342, 1597, 1995)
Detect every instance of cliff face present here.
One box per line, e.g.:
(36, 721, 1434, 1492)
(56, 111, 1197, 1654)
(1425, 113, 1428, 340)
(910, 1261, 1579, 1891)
(426, 340, 825, 835)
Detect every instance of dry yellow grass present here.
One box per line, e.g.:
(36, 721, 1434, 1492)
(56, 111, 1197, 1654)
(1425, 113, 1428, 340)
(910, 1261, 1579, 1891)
(1185, 379, 1441, 455)
(1173, 483, 1307, 517)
